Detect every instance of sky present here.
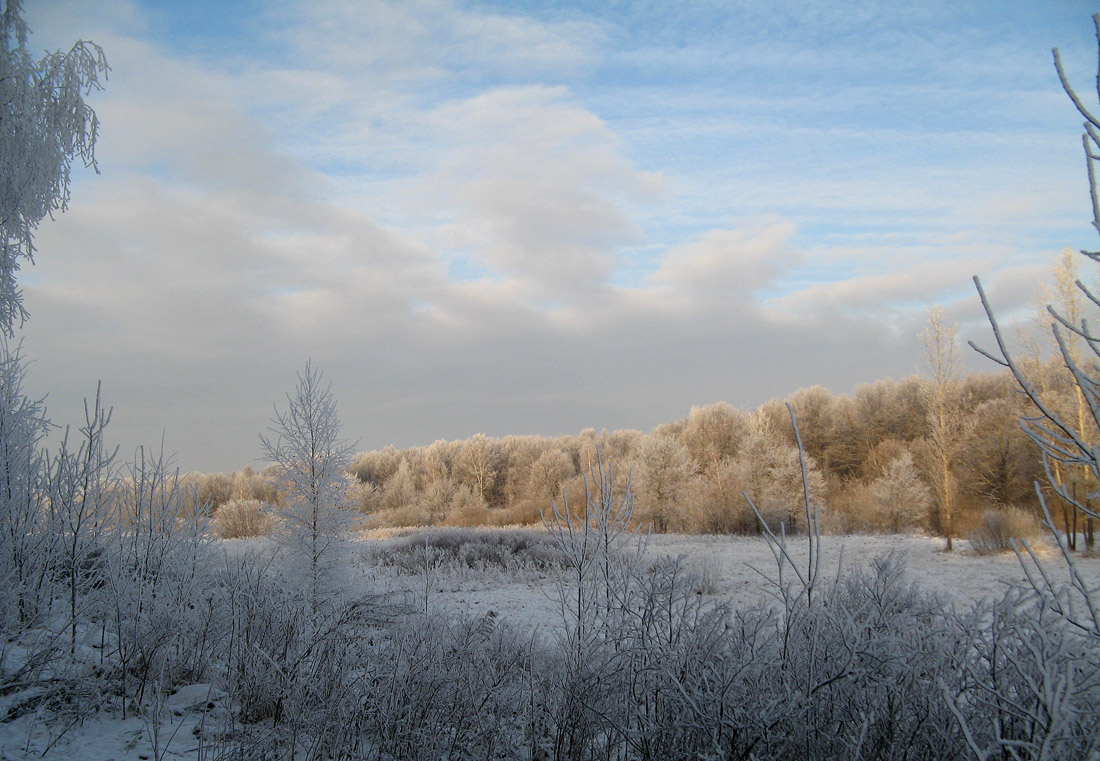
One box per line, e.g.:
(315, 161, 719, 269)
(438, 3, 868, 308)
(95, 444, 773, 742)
(16, 0, 1100, 473)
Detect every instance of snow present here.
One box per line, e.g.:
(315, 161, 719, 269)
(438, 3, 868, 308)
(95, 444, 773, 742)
(396, 532, 1100, 633)
(217, 530, 1100, 635)
(3, 530, 1097, 760)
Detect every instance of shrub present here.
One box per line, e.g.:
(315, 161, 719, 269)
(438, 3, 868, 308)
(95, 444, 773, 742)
(367, 504, 431, 528)
(366, 527, 568, 573)
(483, 500, 544, 526)
(214, 499, 275, 539)
(821, 482, 878, 534)
(967, 507, 1041, 554)
(443, 501, 489, 527)
(684, 553, 723, 594)
(693, 497, 760, 534)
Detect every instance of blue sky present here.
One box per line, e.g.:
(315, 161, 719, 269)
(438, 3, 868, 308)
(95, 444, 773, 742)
(19, 0, 1100, 472)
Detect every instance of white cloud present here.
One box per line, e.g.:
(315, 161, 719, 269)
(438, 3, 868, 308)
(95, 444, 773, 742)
(407, 85, 667, 295)
(267, 0, 606, 81)
(649, 221, 797, 304)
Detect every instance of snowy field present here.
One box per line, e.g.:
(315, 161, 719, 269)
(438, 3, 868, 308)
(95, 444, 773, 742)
(233, 529, 1100, 634)
(3, 530, 1098, 761)
(407, 531, 1100, 631)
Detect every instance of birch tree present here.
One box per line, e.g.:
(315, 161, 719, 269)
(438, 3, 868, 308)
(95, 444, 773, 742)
(1034, 249, 1097, 548)
(972, 12, 1100, 631)
(0, 338, 50, 627)
(455, 433, 500, 506)
(0, 0, 107, 333)
(261, 362, 356, 611)
(921, 306, 961, 550)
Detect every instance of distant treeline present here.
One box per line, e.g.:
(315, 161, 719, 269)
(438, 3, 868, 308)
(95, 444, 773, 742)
(189, 356, 1097, 541)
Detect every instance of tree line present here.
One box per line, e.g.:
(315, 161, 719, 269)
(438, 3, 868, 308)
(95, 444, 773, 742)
(192, 355, 1093, 546)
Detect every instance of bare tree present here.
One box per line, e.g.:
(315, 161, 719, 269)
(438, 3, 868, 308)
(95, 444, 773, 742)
(634, 434, 694, 532)
(454, 433, 501, 506)
(45, 384, 116, 651)
(869, 449, 930, 534)
(972, 13, 1100, 633)
(0, 0, 107, 333)
(0, 338, 50, 626)
(1033, 249, 1098, 548)
(922, 306, 962, 549)
(261, 362, 356, 611)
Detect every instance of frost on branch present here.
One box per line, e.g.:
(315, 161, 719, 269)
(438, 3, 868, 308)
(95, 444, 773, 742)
(260, 361, 357, 611)
(0, 0, 107, 333)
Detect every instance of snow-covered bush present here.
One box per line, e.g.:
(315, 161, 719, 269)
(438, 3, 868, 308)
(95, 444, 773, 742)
(102, 447, 215, 712)
(946, 588, 1100, 759)
(0, 339, 51, 631)
(357, 611, 533, 761)
(366, 526, 568, 574)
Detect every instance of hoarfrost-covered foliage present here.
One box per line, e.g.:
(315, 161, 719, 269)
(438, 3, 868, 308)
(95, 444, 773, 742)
(261, 361, 356, 609)
(971, 12, 1100, 637)
(0, 338, 49, 629)
(0, 0, 107, 333)
(870, 450, 930, 533)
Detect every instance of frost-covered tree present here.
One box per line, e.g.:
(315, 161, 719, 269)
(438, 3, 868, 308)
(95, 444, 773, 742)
(454, 433, 501, 505)
(922, 306, 962, 549)
(261, 362, 356, 610)
(736, 411, 826, 533)
(380, 457, 417, 512)
(869, 449, 930, 534)
(0, 338, 50, 627)
(45, 384, 117, 650)
(0, 0, 107, 333)
(634, 433, 695, 532)
(972, 9, 1100, 634)
(679, 401, 747, 473)
(524, 447, 574, 507)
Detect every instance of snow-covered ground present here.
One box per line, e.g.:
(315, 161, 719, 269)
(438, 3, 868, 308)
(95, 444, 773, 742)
(3, 530, 1097, 760)
(215, 530, 1100, 635)
(386, 532, 1100, 632)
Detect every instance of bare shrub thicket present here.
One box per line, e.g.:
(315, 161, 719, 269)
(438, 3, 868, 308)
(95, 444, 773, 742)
(530, 431, 943, 760)
(214, 497, 275, 539)
(365, 526, 568, 574)
(967, 506, 1042, 554)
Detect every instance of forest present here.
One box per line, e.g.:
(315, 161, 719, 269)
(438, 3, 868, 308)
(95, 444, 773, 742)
(2, 3, 1100, 760)
(194, 352, 1080, 548)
